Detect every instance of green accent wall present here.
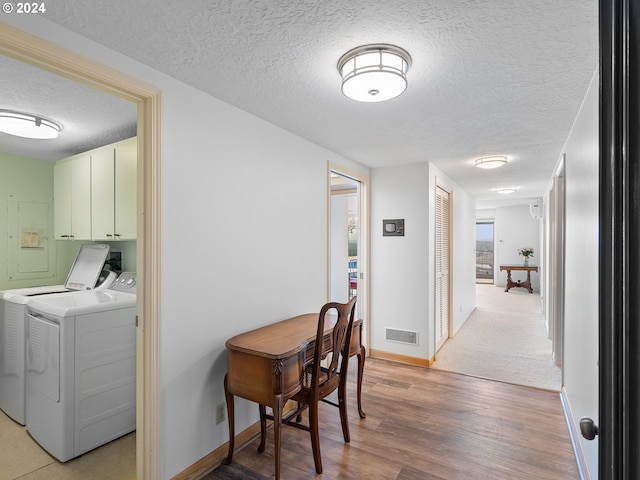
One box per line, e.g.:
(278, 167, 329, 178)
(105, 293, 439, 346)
(0, 153, 59, 290)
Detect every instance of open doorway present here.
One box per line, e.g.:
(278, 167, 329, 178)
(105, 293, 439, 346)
(1, 24, 162, 479)
(328, 165, 369, 349)
(329, 172, 359, 303)
(475, 221, 494, 284)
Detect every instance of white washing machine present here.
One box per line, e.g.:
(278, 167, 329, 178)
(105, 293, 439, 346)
(25, 272, 137, 462)
(0, 244, 112, 425)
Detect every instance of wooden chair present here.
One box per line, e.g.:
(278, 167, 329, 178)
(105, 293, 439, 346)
(258, 296, 358, 474)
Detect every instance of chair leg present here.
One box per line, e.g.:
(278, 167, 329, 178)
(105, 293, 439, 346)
(308, 401, 323, 474)
(338, 377, 351, 443)
(296, 401, 303, 422)
(258, 404, 267, 453)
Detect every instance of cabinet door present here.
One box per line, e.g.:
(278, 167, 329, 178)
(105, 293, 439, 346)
(114, 138, 137, 239)
(53, 160, 72, 239)
(91, 148, 116, 240)
(54, 155, 91, 240)
(71, 155, 92, 240)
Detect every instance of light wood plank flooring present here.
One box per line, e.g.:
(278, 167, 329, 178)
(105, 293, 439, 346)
(3, 357, 578, 479)
(227, 357, 579, 479)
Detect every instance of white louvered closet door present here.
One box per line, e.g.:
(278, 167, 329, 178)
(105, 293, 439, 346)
(435, 185, 451, 351)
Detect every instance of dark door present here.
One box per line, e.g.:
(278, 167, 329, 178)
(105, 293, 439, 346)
(598, 1, 640, 478)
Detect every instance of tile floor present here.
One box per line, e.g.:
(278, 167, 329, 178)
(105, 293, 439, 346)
(0, 410, 135, 480)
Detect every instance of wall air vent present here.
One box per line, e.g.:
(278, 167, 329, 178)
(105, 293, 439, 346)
(385, 327, 418, 345)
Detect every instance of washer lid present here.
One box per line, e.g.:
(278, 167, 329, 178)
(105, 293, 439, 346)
(27, 290, 136, 317)
(1, 285, 67, 303)
(64, 244, 110, 291)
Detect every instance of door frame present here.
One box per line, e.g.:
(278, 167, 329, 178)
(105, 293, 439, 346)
(599, 0, 640, 477)
(328, 162, 370, 351)
(0, 22, 163, 479)
(549, 157, 565, 368)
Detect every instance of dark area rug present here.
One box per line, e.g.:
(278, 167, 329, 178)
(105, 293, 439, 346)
(200, 462, 270, 480)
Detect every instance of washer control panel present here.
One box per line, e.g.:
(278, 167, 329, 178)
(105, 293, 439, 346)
(110, 272, 137, 294)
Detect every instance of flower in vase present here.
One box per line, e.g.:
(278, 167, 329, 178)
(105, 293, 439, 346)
(518, 248, 534, 258)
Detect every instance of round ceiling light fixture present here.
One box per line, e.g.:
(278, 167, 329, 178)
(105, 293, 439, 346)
(338, 44, 412, 102)
(0, 109, 61, 139)
(493, 186, 518, 195)
(475, 155, 508, 169)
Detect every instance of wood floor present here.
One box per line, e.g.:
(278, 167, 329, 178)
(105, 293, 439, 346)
(226, 357, 579, 480)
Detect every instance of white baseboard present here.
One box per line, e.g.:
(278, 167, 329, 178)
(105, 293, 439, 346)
(560, 387, 592, 480)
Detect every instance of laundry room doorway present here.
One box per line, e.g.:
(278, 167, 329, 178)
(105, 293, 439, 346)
(0, 25, 162, 479)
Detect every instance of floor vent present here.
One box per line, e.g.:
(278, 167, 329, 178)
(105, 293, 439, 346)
(385, 328, 418, 345)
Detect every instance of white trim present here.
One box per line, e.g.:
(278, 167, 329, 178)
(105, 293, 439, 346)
(560, 387, 591, 480)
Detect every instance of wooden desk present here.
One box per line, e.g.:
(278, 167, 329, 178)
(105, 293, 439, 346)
(500, 265, 538, 293)
(223, 313, 366, 479)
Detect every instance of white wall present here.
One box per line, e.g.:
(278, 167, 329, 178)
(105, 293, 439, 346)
(558, 69, 599, 478)
(3, 16, 369, 479)
(494, 205, 542, 291)
(370, 163, 430, 358)
(447, 178, 477, 337)
(370, 162, 476, 361)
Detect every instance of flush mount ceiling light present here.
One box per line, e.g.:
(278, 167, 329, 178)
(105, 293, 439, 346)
(475, 156, 507, 169)
(0, 110, 61, 139)
(338, 44, 412, 102)
(493, 186, 518, 195)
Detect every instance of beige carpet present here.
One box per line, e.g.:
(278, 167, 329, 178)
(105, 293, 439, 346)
(432, 284, 561, 391)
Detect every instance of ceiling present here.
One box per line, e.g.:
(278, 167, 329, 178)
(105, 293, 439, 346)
(1, 0, 598, 209)
(0, 55, 137, 161)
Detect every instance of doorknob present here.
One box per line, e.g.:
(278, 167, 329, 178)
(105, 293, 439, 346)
(580, 417, 598, 440)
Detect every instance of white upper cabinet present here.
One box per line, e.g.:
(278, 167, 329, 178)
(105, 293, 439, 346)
(91, 137, 137, 241)
(54, 137, 137, 242)
(114, 137, 137, 240)
(53, 153, 92, 240)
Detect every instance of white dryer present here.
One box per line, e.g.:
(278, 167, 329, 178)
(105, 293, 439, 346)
(0, 243, 112, 425)
(25, 272, 137, 462)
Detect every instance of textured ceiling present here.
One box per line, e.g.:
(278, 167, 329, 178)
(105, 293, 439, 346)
(0, 55, 137, 161)
(1, 0, 598, 208)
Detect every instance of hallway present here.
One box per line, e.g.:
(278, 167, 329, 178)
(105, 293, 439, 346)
(432, 284, 561, 391)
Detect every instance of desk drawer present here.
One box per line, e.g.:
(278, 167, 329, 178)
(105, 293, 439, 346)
(227, 350, 303, 406)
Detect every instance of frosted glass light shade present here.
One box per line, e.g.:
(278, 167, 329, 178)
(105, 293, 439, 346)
(0, 110, 61, 139)
(475, 156, 507, 169)
(494, 186, 517, 195)
(338, 44, 411, 102)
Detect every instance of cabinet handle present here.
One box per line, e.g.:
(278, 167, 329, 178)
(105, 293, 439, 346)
(114, 234, 121, 238)
(61, 235, 70, 238)
(106, 234, 113, 238)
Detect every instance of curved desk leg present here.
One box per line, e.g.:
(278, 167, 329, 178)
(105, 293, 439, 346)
(273, 395, 284, 480)
(222, 374, 235, 465)
(357, 345, 366, 419)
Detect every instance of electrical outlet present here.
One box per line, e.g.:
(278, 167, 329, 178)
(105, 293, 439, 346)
(215, 402, 226, 425)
